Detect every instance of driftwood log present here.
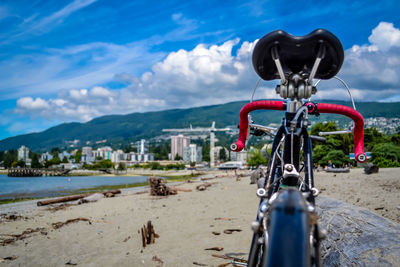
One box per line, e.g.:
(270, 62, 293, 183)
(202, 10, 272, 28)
(141, 220, 159, 248)
(196, 183, 212, 191)
(51, 217, 91, 229)
(148, 177, 177, 196)
(37, 190, 121, 206)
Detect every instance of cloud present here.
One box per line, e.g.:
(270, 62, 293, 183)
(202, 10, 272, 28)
(330, 21, 400, 101)
(1, 0, 97, 43)
(368, 22, 400, 51)
(10, 21, 400, 125)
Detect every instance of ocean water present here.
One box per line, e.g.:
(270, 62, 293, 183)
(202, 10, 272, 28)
(0, 174, 149, 199)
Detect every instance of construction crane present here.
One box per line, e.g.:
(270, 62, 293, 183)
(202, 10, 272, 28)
(162, 122, 232, 168)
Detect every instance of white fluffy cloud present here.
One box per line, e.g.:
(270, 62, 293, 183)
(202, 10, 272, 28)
(13, 21, 400, 122)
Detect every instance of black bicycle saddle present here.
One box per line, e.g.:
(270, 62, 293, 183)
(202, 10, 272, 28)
(252, 29, 344, 80)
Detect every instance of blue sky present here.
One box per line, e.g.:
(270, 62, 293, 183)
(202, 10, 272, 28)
(0, 0, 399, 140)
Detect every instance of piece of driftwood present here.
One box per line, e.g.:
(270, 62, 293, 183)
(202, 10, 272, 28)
(212, 254, 232, 260)
(45, 204, 75, 212)
(37, 190, 121, 206)
(172, 187, 192, 192)
(0, 213, 29, 223)
(217, 263, 231, 267)
(212, 231, 221, 235)
(52, 217, 91, 229)
(152, 255, 163, 266)
(196, 183, 212, 191)
(0, 256, 18, 262)
(0, 227, 47, 246)
(148, 177, 177, 196)
(193, 262, 207, 266)
(205, 247, 224, 251)
(214, 217, 233, 221)
(140, 220, 159, 248)
(223, 229, 242, 234)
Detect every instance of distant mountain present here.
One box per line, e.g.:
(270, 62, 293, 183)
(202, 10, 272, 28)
(1, 100, 399, 152)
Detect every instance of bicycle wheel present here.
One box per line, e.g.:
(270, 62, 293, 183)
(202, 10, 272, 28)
(265, 188, 310, 267)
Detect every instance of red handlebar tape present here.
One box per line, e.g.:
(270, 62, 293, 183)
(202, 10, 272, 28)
(232, 100, 285, 152)
(316, 103, 366, 163)
(232, 101, 367, 163)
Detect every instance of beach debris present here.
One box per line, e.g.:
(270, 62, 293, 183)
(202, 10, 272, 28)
(212, 231, 221, 235)
(37, 190, 121, 206)
(152, 255, 164, 266)
(45, 204, 75, 212)
(65, 259, 78, 265)
(214, 217, 233, 221)
(0, 213, 29, 223)
(205, 246, 224, 251)
(172, 187, 193, 192)
(193, 262, 207, 266)
(223, 229, 242, 234)
(123, 236, 131, 242)
(134, 190, 148, 195)
(140, 220, 159, 248)
(105, 192, 115, 198)
(0, 227, 47, 246)
(148, 176, 177, 196)
(364, 163, 379, 174)
(52, 217, 91, 229)
(77, 193, 104, 204)
(218, 263, 231, 267)
(0, 256, 17, 262)
(212, 254, 248, 265)
(374, 207, 384, 210)
(212, 254, 232, 260)
(196, 183, 212, 191)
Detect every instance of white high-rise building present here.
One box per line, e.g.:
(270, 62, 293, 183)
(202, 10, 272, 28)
(18, 145, 30, 162)
(183, 144, 202, 163)
(136, 139, 149, 155)
(171, 135, 190, 160)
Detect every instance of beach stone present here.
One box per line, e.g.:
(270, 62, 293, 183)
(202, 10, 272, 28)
(317, 196, 400, 266)
(250, 168, 264, 184)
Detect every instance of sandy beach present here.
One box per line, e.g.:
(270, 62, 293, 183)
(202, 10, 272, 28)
(0, 168, 399, 266)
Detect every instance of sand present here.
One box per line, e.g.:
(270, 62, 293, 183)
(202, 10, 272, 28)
(0, 168, 399, 266)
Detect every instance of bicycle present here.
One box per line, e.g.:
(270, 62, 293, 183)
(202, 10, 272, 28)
(230, 29, 367, 267)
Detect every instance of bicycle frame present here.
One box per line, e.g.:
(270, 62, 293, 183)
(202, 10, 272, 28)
(230, 29, 366, 267)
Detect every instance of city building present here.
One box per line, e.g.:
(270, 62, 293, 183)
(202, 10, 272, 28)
(171, 135, 190, 160)
(136, 139, 149, 155)
(183, 144, 202, 163)
(231, 150, 248, 163)
(81, 146, 94, 163)
(18, 145, 31, 166)
(213, 146, 229, 161)
(40, 152, 53, 163)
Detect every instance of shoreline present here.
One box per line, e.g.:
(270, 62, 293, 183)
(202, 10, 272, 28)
(0, 171, 203, 205)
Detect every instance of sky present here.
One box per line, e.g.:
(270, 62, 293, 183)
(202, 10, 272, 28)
(0, 0, 399, 140)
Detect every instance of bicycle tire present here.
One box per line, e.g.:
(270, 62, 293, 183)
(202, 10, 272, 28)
(265, 188, 310, 267)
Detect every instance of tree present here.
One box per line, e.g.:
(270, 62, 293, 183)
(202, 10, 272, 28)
(321, 150, 350, 167)
(62, 156, 69, 163)
(31, 154, 42, 168)
(4, 150, 17, 169)
(174, 153, 182, 160)
(50, 147, 61, 157)
(247, 149, 267, 168)
(371, 143, 400, 167)
(202, 144, 210, 162)
(219, 148, 227, 162)
(74, 149, 82, 163)
(45, 156, 61, 168)
(118, 162, 127, 171)
(15, 159, 26, 168)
